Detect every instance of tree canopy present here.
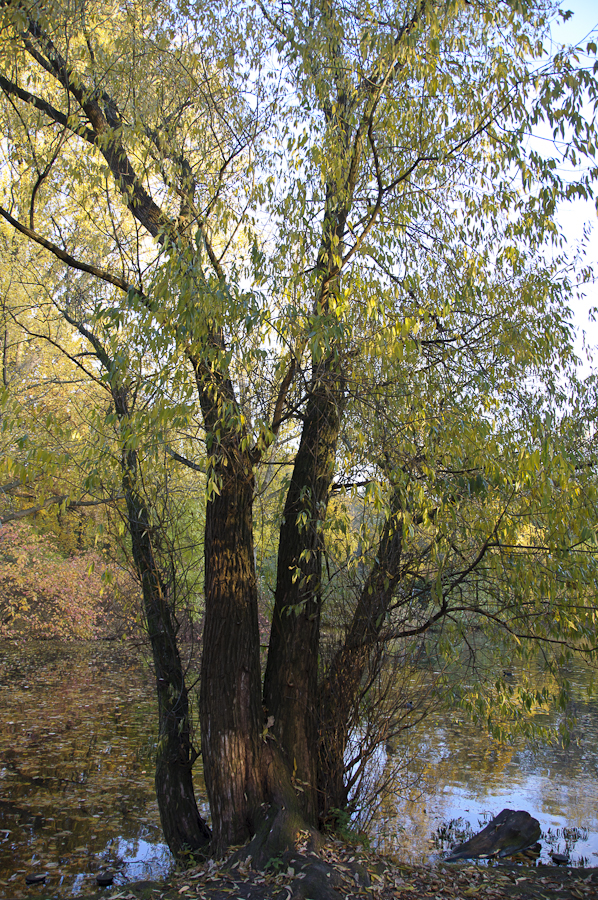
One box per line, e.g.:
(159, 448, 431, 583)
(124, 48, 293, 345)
(1, 0, 597, 863)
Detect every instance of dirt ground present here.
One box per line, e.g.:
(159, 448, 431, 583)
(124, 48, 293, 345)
(87, 841, 598, 900)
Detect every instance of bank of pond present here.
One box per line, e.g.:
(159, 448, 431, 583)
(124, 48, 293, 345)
(0, 641, 596, 898)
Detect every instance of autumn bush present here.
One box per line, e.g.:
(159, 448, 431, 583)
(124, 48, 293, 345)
(0, 520, 139, 639)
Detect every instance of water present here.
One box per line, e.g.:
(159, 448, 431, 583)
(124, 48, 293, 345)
(365, 659, 598, 867)
(0, 641, 597, 899)
(0, 641, 184, 898)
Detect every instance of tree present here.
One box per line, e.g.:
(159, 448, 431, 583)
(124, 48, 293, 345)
(1, 0, 597, 863)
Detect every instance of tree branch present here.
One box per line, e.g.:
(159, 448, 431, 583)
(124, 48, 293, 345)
(1, 492, 124, 524)
(0, 73, 97, 143)
(18, 10, 170, 240)
(0, 205, 139, 295)
(165, 447, 205, 473)
(271, 359, 297, 436)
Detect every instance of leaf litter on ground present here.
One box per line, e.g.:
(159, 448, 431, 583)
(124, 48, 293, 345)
(101, 838, 598, 900)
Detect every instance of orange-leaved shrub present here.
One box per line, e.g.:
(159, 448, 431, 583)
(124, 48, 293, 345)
(0, 521, 139, 639)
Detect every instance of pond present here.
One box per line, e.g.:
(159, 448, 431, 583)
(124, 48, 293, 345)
(363, 657, 598, 868)
(0, 641, 190, 898)
(0, 641, 597, 898)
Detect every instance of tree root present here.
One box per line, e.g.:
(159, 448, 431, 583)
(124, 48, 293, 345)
(225, 812, 373, 900)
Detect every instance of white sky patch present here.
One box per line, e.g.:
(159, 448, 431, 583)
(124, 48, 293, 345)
(551, 1, 598, 371)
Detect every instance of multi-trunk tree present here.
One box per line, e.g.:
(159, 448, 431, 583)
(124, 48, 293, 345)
(1, 0, 598, 861)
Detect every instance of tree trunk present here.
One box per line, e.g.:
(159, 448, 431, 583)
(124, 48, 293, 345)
(263, 365, 345, 823)
(317, 499, 403, 820)
(194, 348, 267, 853)
(115, 388, 211, 857)
(2, 322, 8, 388)
(122, 453, 212, 855)
(200, 452, 266, 852)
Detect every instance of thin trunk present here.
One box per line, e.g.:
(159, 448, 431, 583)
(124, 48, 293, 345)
(2, 324, 8, 387)
(115, 390, 211, 856)
(317, 500, 403, 819)
(263, 365, 345, 822)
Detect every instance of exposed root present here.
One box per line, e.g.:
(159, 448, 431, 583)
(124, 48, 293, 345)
(185, 832, 379, 900)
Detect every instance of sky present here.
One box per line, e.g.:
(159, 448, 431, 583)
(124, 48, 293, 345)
(550, 1, 598, 369)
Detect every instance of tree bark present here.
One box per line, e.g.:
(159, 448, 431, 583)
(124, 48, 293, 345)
(2, 323, 8, 388)
(200, 454, 266, 852)
(263, 364, 345, 823)
(317, 497, 403, 820)
(115, 391, 211, 857)
(195, 355, 266, 853)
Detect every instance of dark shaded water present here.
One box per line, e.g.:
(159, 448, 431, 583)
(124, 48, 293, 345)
(0, 641, 186, 898)
(1, 641, 597, 899)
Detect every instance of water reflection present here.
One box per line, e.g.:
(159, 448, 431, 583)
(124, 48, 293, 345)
(1, 641, 597, 898)
(0, 640, 187, 897)
(368, 659, 598, 867)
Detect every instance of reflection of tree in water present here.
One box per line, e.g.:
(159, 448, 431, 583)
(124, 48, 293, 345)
(353, 654, 598, 866)
(347, 638, 577, 851)
(345, 649, 447, 837)
(359, 689, 518, 858)
(0, 641, 176, 898)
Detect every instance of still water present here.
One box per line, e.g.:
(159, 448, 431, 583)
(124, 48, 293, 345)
(0, 641, 181, 898)
(0, 641, 597, 898)
(364, 658, 598, 868)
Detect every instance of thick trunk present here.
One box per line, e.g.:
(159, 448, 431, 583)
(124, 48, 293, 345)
(200, 457, 265, 852)
(121, 447, 211, 856)
(263, 367, 345, 822)
(195, 347, 266, 852)
(317, 501, 403, 820)
(237, 740, 318, 869)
